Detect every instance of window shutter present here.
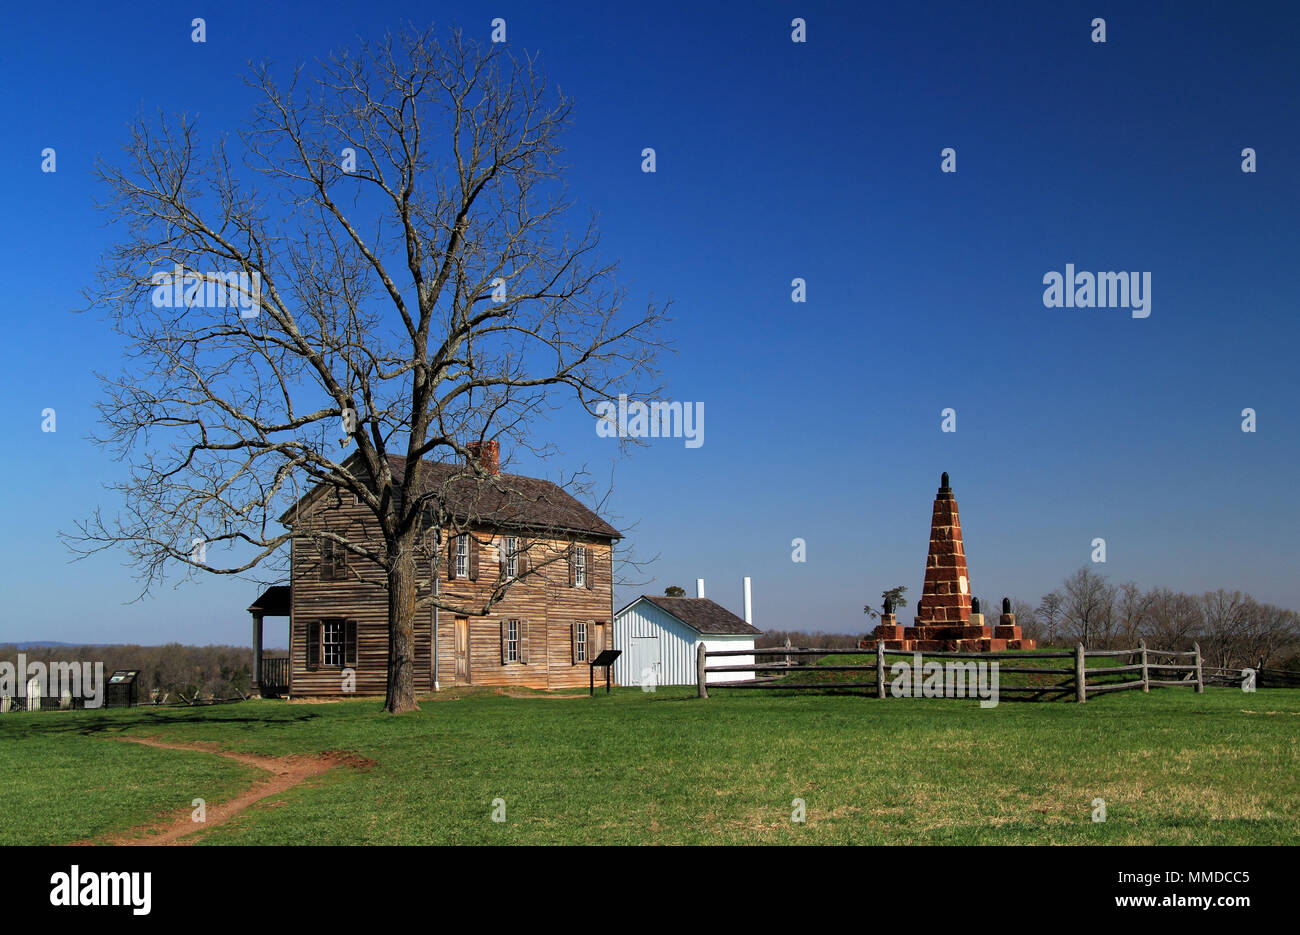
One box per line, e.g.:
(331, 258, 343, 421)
(306, 622, 319, 671)
(447, 537, 457, 581)
(571, 622, 578, 664)
(497, 539, 507, 581)
(500, 620, 509, 665)
(568, 543, 576, 587)
(520, 621, 529, 666)
(320, 541, 333, 581)
(517, 549, 528, 576)
(585, 547, 594, 589)
(593, 622, 606, 657)
(469, 536, 480, 581)
(333, 543, 347, 579)
(344, 620, 357, 667)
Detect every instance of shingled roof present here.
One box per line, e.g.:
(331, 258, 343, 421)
(636, 595, 761, 635)
(278, 453, 620, 539)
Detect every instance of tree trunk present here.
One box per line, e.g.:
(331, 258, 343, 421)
(384, 547, 420, 714)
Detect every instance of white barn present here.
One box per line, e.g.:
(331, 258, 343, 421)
(613, 579, 760, 687)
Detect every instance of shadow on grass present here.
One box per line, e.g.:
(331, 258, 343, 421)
(0, 705, 327, 739)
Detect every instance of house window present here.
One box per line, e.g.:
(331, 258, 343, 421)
(505, 537, 518, 578)
(306, 619, 355, 671)
(321, 539, 347, 580)
(322, 620, 344, 667)
(505, 619, 520, 663)
(455, 534, 469, 579)
(575, 621, 588, 663)
(574, 546, 587, 588)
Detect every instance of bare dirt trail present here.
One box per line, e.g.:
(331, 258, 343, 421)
(73, 736, 373, 846)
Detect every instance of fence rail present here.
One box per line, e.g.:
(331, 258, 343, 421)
(696, 640, 1213, 703)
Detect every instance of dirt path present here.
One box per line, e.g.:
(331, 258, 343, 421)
(75, 736, 373, 846)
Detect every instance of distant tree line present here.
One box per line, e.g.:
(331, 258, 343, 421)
(756, 631, 863, 652)
(0, 644, 284, 702)
(1013, 567, 1300, 670)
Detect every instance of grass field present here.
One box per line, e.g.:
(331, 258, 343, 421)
(2, 685, 1297, 845)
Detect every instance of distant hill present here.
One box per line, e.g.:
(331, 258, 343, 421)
(1, 641, 110, 649)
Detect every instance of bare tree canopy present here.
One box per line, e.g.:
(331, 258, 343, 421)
(65, 25, 667, 713)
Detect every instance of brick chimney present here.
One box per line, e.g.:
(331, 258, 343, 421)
(465, 439, 500, 474)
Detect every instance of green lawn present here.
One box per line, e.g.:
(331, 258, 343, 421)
(2, 685, 1297, 845)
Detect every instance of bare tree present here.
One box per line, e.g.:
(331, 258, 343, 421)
(1200, 589, 1252, 669)
(1037, 590, 1064, 645)
(1142, 587, 1202, 649)
(1239, 603, 1300, 669)
(1114, 581, 1154, 647)
(1060, 567, 1115, 648)
(65, 27, 667, 713)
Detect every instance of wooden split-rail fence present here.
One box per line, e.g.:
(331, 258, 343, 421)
(695, 640, 1205, 703)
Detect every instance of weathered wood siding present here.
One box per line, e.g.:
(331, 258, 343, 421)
(289, 488, 614, 694)
(434, 534, 613, 689)
(289, 490, 433, 696)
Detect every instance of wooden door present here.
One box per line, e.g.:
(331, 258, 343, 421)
(629, 636, 660, 687)
(454, 616, 469, 681)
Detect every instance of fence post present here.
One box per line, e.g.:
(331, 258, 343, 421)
(1139, 639, 1149, 693)
(696, 642, 708, 699)
(1074, 643, 1086, 704)
(1193, 641, 1204, 693)
(876, 640, 886, 699)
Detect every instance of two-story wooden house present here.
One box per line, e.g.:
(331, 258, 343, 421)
(248, 445, 619, 696)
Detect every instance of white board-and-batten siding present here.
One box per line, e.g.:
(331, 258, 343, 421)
(612, 599, 755, 686)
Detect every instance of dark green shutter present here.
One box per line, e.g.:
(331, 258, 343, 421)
(306, 622, 319, 671)
(344, 620, 357, 667)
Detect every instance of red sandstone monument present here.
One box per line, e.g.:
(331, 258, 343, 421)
(863, 472, 1036, 652)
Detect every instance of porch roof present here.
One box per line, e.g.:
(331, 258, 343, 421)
(247, 585, 291, 616)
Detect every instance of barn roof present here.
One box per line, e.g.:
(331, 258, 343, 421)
(277, 453, 620, 539)
(630, 595, 761, 636)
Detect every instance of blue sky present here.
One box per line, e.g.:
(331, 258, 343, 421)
(1, 1, 1297, 647)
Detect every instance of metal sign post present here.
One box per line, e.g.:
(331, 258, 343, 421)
(589, 649, 622, 696)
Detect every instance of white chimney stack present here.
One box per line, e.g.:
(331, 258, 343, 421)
(743, 576, 753, 625)
(696, 578, 706, 599)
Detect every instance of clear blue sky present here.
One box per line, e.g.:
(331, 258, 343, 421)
(2, 1, 1297, 647)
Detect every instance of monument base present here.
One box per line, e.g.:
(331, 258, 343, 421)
(860, 612, 1036, 652)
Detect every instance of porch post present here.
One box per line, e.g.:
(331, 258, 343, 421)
(252, 612, 264, 689)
